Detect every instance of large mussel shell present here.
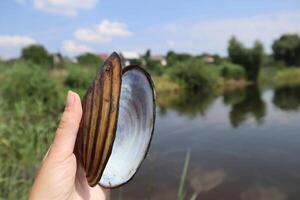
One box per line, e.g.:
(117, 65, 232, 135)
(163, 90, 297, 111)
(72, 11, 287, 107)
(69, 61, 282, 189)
(75, 52, 156, 188)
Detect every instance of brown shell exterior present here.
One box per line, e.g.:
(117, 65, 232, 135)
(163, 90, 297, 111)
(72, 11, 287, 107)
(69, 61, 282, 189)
(75, 52, 122, 187)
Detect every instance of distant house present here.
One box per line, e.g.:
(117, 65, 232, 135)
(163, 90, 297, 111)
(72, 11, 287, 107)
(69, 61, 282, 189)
(150, 55, 167, 66)
(201, 53, 215, 64)
(119, 51, 141, 66)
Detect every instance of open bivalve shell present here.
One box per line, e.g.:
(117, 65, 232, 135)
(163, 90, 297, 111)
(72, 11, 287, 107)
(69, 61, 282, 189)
(75, 52, 156, 188)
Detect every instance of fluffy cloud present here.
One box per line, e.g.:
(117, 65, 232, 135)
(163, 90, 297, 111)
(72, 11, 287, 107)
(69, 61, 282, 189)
(19, 0, 98, 16)
(163, 12, 300, 54)
(0, 35, 37, 59)
(75, 20, 131, 43)
(62, 40, 93, 55)
(0, 35, 36, 46)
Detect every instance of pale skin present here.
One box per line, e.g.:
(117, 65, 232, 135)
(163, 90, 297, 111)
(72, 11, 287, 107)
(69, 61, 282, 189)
(29, 91, 106, 200)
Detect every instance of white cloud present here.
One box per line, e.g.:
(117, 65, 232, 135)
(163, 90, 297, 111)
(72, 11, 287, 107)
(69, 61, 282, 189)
(62, 40, 93, 55)
(75, 20, 131, 43)
(163, 12, 300, 55)
(0, 35, 37, 59)
(33, 0, 98, 16)
(0, 35, 36, 47)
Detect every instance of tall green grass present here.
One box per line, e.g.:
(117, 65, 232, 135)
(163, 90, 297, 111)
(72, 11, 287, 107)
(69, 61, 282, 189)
(0, 63, 64, 199)
(274, 67, 300, 87)
(177, 150, 197, 200)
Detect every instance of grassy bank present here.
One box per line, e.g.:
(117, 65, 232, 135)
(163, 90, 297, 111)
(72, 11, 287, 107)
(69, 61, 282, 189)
(273, 67, 300, 87)
(259, 66, 300, 88)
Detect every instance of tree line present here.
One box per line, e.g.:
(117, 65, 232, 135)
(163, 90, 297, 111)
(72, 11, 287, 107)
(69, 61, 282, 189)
(16, 33, 300, 84)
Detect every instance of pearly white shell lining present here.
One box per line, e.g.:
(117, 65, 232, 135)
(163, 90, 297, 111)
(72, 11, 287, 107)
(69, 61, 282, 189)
(99, 68, 154, 187)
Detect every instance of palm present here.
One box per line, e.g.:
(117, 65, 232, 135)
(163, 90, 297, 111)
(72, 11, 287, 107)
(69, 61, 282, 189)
(30, 92, 106, 200)
(74, 160, 106, 200)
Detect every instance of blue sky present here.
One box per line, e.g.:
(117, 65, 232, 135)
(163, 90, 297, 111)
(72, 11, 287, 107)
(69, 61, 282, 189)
(0, 0, 300, 59)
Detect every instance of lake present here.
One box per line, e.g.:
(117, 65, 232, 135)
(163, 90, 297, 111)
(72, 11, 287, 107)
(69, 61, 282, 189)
(111, 85, 300, 200)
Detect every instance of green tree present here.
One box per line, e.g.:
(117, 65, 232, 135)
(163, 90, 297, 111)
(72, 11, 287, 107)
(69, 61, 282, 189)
(250, 40, 264, 80)
(168, 58, 218, 92)
(166, 51, 177, 66)
(228, 36, 264, 81)
(143, 49, 151, 62)
(76, 53, 103, 66)
(166, 51, 191, 66)
(272, 34, 300, 66)
(21, 44, 51, 65)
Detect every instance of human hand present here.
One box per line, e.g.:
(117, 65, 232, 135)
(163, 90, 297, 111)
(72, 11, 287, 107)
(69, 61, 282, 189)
(29, 91, 106, 200)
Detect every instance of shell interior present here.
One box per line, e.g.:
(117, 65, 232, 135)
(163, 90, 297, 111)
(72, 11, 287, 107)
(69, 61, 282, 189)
(99, 66, 155, 187)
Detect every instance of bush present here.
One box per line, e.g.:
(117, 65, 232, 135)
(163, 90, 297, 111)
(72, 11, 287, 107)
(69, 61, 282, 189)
(64, 66, 96, 96)
(220, 62, 245, 80)
(168, 59, 218, 92)
(145, 61, 165, 76)
(76, 53, 103, 67)
(21, 45, 51, 66)
(0, 64, 62, 112)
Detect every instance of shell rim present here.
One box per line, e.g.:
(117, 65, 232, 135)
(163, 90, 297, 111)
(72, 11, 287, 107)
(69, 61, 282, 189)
(98, 64, 156, 189)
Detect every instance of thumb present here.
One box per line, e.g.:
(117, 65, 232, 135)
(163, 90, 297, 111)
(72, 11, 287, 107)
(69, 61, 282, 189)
(49, 91, 82, 161)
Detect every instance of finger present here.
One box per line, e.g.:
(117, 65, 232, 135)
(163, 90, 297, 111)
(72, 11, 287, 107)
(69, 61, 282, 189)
(49, 91, 82, 161)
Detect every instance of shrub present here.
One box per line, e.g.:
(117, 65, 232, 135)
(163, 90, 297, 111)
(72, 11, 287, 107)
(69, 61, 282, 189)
(168, 59, 218, 92)
(21, 44, 51, 66)
(145, 61, 165, 76)
(76, 53, 103, 67)
(0, 64, 62, 112)
(220, 62, 245, 80)
(64, 66, 96, 96)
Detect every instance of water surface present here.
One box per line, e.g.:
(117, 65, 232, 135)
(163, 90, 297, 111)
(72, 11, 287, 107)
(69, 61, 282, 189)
(111, 85, 300, 200)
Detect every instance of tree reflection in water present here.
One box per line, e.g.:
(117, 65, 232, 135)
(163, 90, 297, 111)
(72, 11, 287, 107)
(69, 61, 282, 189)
(157, 84, 300, 128)
(273, 85, 300, 111)
(157, 90, 216, 117)
(225, 85, 266, 128)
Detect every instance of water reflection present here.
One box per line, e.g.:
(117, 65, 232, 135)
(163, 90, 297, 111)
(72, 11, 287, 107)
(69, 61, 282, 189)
(241, 185, 287, 200)
(188, 167, 226, 194)
(273, 85, 300, 111)
(227, 85, 266, 127)
(157, 91, 215, 117)
(111, 85, 300, 200)
(158, 85, 268, 128)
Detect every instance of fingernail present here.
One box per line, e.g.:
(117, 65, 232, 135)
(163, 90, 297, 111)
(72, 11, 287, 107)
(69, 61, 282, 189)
(66, 91, 75, 107)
